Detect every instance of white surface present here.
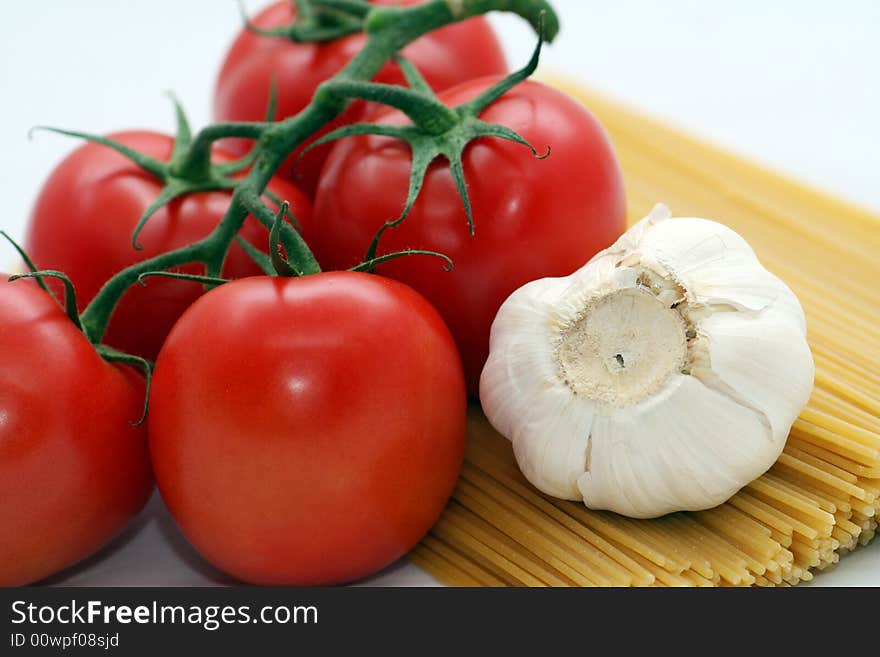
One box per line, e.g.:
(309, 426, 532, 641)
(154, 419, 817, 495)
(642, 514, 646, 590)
(1, 1, 878, 586)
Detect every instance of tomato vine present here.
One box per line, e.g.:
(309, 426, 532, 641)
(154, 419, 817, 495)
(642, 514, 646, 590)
(62, 0, 559, 346)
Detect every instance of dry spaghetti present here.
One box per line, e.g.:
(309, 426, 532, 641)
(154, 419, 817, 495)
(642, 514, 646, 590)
(411, 80, 880, 587)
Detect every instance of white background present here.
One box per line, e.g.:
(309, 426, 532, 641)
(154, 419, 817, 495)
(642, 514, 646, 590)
(1, 1, 878, 585)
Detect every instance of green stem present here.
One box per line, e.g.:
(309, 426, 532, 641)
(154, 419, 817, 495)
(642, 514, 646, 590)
(95, 345, 153, 426)
(239, 190, 320, 276)
(80, 242, 207, 343)
(171, 123, 269, 181)
(350, 249, 453, 273)
(31, 127, 168, 179)
(311, 0, 372, 18)
(322, 80, 457, 134)
(0, 230, 57, 300)
(10, 270, 84, 332)
(78, 0, 558, 345)
(290, 21, 363, 42)
(137, 271, 230, 287)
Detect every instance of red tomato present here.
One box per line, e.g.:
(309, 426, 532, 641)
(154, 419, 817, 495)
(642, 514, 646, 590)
(25, 130, 312, 361)
(149, 272, 466, 585)
(310, 79, 627, 394)
(213, 0, 507, 196)
(0, 276, 153, 586)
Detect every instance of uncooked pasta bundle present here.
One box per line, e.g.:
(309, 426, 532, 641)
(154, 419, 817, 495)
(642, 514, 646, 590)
(411, 80, 880, 587)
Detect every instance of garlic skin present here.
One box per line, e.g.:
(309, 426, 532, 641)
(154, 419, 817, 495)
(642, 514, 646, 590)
(479, 204, 814, 519)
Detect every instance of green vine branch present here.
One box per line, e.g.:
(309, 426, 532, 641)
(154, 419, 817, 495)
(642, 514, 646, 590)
(75, 0, 559, 346)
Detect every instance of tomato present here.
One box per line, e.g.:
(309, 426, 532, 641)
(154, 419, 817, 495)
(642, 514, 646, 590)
(310, 78, 627, 394)
(149, 272, 466, 585)
(25, 130, 312, 361)
(213, 0, 507, 196)
(0, 276, 153, 586)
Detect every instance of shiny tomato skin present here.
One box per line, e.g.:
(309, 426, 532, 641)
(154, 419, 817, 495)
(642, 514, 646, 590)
(149, 272, 466, 585)
(311, 79, 627, 394)
(25, 131, 312, 361)
(213, 0, 508, 196)
(0, 277, 153, 586)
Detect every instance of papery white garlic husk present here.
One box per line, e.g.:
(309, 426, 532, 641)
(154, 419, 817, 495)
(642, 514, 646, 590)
(479, 204, 814, 519)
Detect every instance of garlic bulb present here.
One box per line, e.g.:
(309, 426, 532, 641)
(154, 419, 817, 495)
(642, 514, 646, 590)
(479, 204, 814, 519)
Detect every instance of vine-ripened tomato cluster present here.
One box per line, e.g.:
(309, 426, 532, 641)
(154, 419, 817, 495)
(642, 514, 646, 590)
(1, 0, 626, 586)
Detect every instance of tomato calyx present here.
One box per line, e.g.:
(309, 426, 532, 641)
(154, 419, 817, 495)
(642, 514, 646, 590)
(11, 270, 153, 426)
(240, 198, 454, 277)
(2, 230, 84, 329)
(1, 229, 60, 300)
(93, 345, 153, 426)
(239, 0, 371, 43)
(303, 24, 550, 262)
(1, 231, 153, 425)
(9, 270, 84, 332)
(30, 92, 279, 252)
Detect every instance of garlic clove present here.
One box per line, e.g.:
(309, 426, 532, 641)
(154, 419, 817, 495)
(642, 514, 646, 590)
(637, 216, 788, 312)
(603, 202, 671, 257)
(695, 305, 815, 443)
(481, 275, 597, 499)
(511, 386, 596, 500)
(578, 375, 772, 518)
